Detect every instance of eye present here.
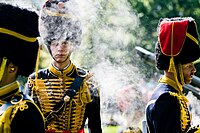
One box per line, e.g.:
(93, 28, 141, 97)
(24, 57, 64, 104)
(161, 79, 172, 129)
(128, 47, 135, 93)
(62, 41, 72, 47)
(62, 41, 67, 46)
(51, 40, 58, 46)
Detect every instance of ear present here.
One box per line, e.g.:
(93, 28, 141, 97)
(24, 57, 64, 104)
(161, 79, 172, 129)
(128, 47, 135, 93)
(9, 63, 18, 73)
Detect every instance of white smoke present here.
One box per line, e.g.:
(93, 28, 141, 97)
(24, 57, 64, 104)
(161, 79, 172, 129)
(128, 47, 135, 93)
(0, 0, 42, 12)
(1, 0, 183, 131)
(71, 0, 148, 130)
(186, 92, 200, 126)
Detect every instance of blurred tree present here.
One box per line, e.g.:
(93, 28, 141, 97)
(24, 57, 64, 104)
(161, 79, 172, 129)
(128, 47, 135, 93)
(128, 0, 200, 50)
(128, 0, 200, 76)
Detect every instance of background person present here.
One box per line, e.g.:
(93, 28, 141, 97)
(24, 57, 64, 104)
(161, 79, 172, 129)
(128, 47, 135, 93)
(115, 85, 145, 133)
(146, 17, 200, 133)
(26, 0, 102, 133)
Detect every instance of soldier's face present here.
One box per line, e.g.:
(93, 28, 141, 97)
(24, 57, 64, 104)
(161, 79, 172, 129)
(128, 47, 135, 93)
(50, 40, 72, 63)
(0, 58, 19, 87)
(182, 62, 196, 84)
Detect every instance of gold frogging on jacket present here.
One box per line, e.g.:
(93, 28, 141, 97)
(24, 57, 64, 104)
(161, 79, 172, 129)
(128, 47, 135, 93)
(28, 70, 92, 132)
(169, 92, 191, 132)
(0, 82, 30, 133)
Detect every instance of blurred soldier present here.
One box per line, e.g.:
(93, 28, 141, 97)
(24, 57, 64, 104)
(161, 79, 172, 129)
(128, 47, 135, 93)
(146, 17, 200, 133)
(26, 0, 102, 133)
(116, 85, 145, 133)
(0, 3, 45, 133)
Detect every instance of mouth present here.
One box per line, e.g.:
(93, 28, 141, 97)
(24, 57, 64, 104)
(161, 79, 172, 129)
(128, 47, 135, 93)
(55, 54, 66, 58)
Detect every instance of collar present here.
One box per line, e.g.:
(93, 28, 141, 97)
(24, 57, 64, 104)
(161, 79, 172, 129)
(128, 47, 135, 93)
(0, 81, 20, 101)
(49, 61, 77, 78)
(159, 75, 183, 94)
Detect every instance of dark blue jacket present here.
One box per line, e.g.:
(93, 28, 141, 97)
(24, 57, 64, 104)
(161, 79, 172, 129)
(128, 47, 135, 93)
(146, 83, 191, 133)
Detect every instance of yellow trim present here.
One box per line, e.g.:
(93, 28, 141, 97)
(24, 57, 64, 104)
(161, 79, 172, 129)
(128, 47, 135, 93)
(0, 81, 20, 100)
(49, 61, 76, 78)
(159, 75, 182, 93)
(168, 57, 175, 73)
(43, 9, 79, 20)
(171, 22, 174, 56)
(168, 57, 183, 92)
(195, 128, 200, 133)
(186, 32, 198, 45)
(0, 28, 37, 42)
(0, 57, 7, 82)
(169, 92, 189, 131)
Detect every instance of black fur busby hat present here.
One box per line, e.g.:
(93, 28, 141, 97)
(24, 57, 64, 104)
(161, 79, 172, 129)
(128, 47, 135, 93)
(155, 17, 200, 70)
(39, 0, 82, 53)
(0, 3, 39, 76)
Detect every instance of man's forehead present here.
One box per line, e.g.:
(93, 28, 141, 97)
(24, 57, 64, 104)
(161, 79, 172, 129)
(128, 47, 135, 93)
(51, 39, 72, 44)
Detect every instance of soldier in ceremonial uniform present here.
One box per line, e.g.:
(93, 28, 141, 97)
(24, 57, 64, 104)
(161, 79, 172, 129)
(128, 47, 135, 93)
(0, 3, 45, 133)
(25, 0, 102, 133)
(145, 17, 200, 133)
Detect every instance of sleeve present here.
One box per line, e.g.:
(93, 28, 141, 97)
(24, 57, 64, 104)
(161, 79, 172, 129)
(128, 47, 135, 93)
(84, 74, 102, 133)
(23, 73, 35, 97)
(11, 101, 45, 133)
(150, 93, 183, 133)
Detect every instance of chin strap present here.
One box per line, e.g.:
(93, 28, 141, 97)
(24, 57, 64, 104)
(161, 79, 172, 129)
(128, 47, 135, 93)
(0, 57, 7, 82)
(178, 63, 185, 85)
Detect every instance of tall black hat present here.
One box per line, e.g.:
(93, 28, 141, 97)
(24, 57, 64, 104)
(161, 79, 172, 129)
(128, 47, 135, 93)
(39, 0, 82, 53)
(155, 17, 200, 70)
(0, 3, 39, 77)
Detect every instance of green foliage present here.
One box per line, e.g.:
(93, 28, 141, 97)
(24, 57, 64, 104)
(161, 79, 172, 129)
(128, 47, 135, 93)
(128, 0, 200, 76)
(102, 126, 121, 133)
(39, 47, 51, 69)
(128, 0, 200, 49)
